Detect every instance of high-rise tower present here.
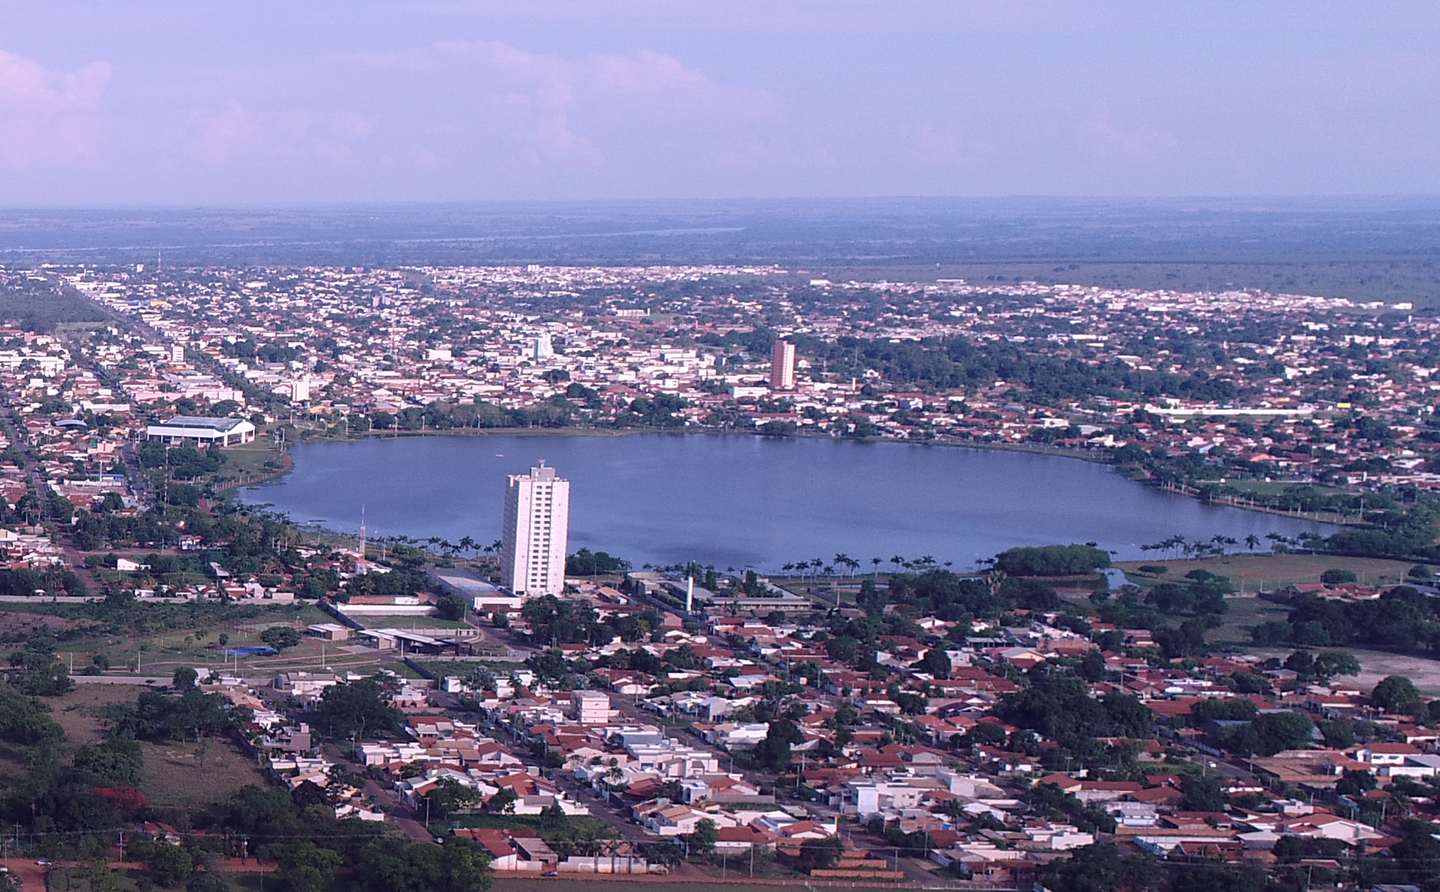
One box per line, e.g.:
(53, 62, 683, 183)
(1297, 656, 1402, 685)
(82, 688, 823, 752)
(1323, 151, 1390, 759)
(499, 462, 570, 596)
(770, 339, 796, 390)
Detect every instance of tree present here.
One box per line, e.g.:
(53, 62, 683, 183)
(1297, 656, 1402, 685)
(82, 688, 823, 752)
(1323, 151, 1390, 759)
(1321, 568, 1358, 584)
(315, 676, 403, 738)
(1314, 651, 1361, 678)
(435, 591, 468, 622)
(147, 845, 194, 888)
(426, 778, 482, 820)
(485, 787, 517, 815)
(260, 626, 302, 652)
(1373, 675, 1423, 713)
(753, 719, 803, 769)
(689, 818, 719, 858)
(994, 544, 1111, 576)
(915, 647, 951, 679)
(1179, 773, 1226, 812)
(173, 666, 198, 690)
(1250, 712, 1315, 756)
(1335, 769, 1377, 796)
(1318, 719, 1355, 750)
(1044, 842, 1157, 892)
(797, 836, 844, 871)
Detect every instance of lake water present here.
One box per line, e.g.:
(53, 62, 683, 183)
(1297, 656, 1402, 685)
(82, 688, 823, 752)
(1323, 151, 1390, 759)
(239, 434, 1330, 572)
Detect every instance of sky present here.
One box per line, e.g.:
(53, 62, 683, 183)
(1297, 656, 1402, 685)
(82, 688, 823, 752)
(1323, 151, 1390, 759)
(0, 1, 1438, 205)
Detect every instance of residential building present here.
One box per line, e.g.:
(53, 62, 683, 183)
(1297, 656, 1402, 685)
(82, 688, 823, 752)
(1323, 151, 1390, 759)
(499, 462, 570, 596)
(770, 339, 795, 390)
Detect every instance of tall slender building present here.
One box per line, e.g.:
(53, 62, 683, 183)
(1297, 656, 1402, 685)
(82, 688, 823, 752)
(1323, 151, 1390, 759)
(770, 339, 796, 390)
(500, 462, 570, 596)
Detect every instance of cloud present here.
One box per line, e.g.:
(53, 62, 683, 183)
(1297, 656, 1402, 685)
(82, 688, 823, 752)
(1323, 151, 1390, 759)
(0, 50, 110, 167)
(434, 41, 772, 166)
(1081, 103, 1177, 161)
(183, 101, 374, 166)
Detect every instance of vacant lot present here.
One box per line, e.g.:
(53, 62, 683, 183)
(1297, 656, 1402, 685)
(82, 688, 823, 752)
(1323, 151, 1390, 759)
(1206, 597, 1294, 650)
(142, 737, 267, 807)
(1250, 646, 1440, 697)
(1117, 554, 1417, 591)
(41, 684, 266, 807)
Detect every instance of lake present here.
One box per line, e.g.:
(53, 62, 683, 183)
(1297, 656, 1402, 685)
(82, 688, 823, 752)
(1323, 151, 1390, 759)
(238, 433, 1330, 572)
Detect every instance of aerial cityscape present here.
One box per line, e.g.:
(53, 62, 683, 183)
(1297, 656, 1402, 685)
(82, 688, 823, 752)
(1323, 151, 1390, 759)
(0, 4, 1439, 892)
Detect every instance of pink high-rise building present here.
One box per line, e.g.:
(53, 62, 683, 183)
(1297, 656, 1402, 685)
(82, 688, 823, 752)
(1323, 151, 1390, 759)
(770, 339, 796, 390)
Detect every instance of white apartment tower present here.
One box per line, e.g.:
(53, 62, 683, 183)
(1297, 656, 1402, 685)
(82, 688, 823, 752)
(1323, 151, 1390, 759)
(500, 462, 570, 596)
(770, 339, 796, 390)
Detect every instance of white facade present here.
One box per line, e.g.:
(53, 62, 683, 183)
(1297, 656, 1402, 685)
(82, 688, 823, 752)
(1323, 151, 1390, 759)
(500, 462, 570, 596)
(145, 415, 256, 446)
(573, 690, 610, 724)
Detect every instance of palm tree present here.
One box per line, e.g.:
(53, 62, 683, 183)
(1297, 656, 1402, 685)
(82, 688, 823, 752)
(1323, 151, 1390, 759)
(459, 535, 477, 557)
(1244, 534, 1260, 552)
(871, 557, 882, 579)
(890, 555, 905, 574)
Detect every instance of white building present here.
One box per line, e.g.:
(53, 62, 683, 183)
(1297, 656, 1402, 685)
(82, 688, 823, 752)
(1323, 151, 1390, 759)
(145, 415, 256, 447)
(500, 462, 570, 597)
(573, 691, 610, 725)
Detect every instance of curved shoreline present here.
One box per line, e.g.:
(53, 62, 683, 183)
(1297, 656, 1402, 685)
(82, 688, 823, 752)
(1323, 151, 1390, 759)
(263, 425, 1346, 526)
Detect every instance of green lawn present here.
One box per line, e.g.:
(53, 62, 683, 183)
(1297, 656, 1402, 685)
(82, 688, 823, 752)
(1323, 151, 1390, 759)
(354, 614, 474, 629)
(1117, 553, 1417, 591)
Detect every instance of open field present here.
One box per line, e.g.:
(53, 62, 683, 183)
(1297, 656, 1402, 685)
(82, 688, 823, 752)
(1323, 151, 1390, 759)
(415, 660, 527, 678)
(141, 737, 267, 807)
(40, 602, 337, 672)
(1205, 597, 1292, 650)
(352, 614, 473, 629)
(37, 685, 267, 806)
(216, 441, 290, 480)
(1117, 554, 1418, 591)
(1251, 646, 1440, 697)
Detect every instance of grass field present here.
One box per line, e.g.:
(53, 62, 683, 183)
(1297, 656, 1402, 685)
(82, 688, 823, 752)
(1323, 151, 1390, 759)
(38, 685, 267, 806)
(217, 441, 289, 480)
(1204, 597, 1292, 650)
(355, 614, 473, 629)
(1117, 554, 1418, 591)
(46, 603, 336, 672)
(140, 736, 267, 807)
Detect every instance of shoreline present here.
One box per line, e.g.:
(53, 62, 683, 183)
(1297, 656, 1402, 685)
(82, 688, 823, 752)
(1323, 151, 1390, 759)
(248, 426, 1344, 518)
(235, 425, 1343, 534)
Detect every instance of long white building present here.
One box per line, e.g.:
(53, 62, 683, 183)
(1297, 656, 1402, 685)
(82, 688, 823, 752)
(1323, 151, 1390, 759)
(500, 462, 570, 597)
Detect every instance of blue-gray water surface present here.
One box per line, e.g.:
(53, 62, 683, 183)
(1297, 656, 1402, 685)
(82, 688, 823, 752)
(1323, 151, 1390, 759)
(239, 434, 1330, 572)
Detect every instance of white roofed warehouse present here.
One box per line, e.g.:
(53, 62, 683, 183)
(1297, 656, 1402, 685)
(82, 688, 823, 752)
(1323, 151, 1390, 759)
(145, 415, 257, 447)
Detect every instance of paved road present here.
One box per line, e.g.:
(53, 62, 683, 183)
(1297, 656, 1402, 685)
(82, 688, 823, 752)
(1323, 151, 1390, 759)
(321, 743, 437, 844)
